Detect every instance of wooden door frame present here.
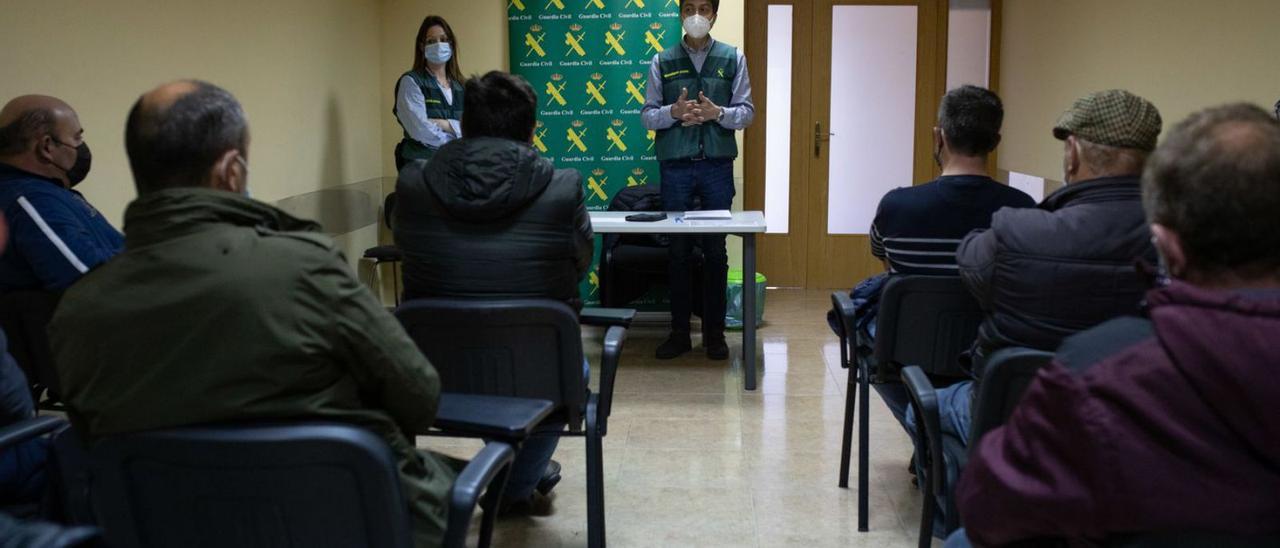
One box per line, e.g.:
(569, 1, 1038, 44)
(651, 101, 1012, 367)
(743, 0, 814, 288)
(742, 0, 1004, 288)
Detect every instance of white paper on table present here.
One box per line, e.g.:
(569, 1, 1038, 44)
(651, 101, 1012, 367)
(682, 209, 733, 220)
(1008, 171, 1045, 203)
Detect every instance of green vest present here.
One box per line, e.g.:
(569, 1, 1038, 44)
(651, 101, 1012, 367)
(655, 40, 739, 161)
(394, 70, 465, 163)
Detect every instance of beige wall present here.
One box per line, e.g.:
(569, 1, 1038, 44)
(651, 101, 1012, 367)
(378, 0, 510, 177)
(1, 0, 387, 229)
(998, 0, 1280, 183)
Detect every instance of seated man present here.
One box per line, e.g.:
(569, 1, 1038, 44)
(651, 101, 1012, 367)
(853, 85, 1034, 424)
(49, 81, 454, 548)
(0, 95, 122, 292)
(394, 70, 592, 510)
(953, 103, 1280, 546)
(914, 90, 1161, 533)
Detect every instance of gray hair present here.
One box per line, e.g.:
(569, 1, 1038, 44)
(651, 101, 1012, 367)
(1143, 103, 1280, 278)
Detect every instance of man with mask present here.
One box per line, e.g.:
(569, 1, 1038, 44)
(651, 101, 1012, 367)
(641, 0, 754, 360)
(0, 95, 122, 291)
(50, 80, 454, 547)
(912, 90, 1160, 536)
(951, 102, 1280, 547)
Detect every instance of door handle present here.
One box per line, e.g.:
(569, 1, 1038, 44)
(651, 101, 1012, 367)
(814, 122, 835, 157)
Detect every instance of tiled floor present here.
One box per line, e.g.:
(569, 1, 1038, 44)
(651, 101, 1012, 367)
(423, 289, 936, 547)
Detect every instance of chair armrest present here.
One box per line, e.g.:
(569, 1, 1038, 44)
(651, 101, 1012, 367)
(831, 292, 856, 369)
(580, 307, 636, 329)
(596, 325, 627, 429)
(433, 394, 555, 441)
(901, 366, 944, 496)
(0, 415, 67, 451)
(444, 441, 515, 548)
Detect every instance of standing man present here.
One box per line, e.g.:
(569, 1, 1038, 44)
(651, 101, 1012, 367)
(641, 0, 754, 360)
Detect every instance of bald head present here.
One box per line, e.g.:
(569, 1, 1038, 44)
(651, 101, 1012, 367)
(0, 95, 80, 158)
(126, 80, 248, 195)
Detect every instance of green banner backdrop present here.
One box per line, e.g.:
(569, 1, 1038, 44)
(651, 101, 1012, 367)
(508, 0, 681, 306)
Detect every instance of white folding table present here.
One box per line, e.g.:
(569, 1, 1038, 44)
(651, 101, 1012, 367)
(588, 211, 767, 391)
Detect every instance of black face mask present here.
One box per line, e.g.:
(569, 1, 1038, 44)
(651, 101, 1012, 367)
(52, 139, 92, 188)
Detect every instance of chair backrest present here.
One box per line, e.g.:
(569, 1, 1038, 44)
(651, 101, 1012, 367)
(395, 298, 586, 429)
(0, 290, 62, 402)
(91, 423, 413, 548)
(873, 276, 983, 381)
(967, 347, 1055, 449)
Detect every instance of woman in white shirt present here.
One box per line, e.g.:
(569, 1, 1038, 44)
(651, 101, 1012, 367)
(394, 16, 465, 170)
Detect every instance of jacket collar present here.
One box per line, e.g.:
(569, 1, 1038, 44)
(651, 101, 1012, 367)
(0, 161, 65, 189)
(1148, 279, 1280, 316)
(122, 187, 321, 249)
(1040, 175, 1142, 211)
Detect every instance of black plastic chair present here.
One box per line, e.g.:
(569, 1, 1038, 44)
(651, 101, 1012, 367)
(0, 291, 64, 408)
(902, 365, 955, 548)
(88, 409, 540, 548)
(363, 192, 403, 305)
(966, 347, 1055, 452)
(395, 298, 628, 548)
(0, 416, 102, 548)
(833, 276, 983, 532)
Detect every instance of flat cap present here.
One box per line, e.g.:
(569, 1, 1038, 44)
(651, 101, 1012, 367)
(1053, 89, 1162, 151)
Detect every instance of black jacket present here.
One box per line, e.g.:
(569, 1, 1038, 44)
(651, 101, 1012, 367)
(395, 137, 593, 308)
(957, 176, 1156, 366)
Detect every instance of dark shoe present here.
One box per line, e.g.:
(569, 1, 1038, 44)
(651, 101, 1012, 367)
(497, 492, 553, 517)
(535, 459, 562, 496)
(704, 336, 729, 360)
(655, 332, 692, 359)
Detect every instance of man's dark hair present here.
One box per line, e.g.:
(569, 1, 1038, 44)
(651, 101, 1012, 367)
(936, 85, 1003, 156)
(462, 71, 537, 143)
(0, 108, 55, 157)
(681, 0, 719, 13)
(125, 80, 247, 194)
(1143, 103, 1280, 279)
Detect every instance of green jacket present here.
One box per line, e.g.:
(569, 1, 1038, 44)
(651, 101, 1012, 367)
(49, 188, 453, 548)
(654, 40, 739, 160)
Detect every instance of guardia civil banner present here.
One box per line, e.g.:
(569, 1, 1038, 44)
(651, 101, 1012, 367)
(507, 0, 682, 305)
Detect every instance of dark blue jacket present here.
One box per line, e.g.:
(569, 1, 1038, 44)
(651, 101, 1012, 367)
(0, 163, 123, 291)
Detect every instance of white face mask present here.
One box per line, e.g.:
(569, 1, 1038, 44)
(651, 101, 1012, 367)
(683, 14, 712, 40)
(424, 42, 452, 65)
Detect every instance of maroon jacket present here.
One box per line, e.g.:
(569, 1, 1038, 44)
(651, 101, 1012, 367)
(957, 281, 1280, 546)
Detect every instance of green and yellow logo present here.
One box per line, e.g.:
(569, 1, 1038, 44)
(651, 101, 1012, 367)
(627, 167, 648, 187)
(545, 73, 568, 106)
(544, 0, 565, 9)
(524, 24, 546, 58)
(717, 67, 726, 78)
(625, 0, 646, 8)
(564, 24, 587, 58)
(625, 72, 646, 105)
(586, 73, 607, 107)
(665, 0, 679, 7)
(605, 23, 627, 56)
(644, 22, 666, 55)
(533, 121, 549, 153)
(508, 0, 527, 11)
(566, 120, 589, 153)
(584, 0, 605, 9)
(647, 129, 656, 151)
(588, 270, 600, 296)
(606, 119, 628, 152)
(587, 168, 609, 201)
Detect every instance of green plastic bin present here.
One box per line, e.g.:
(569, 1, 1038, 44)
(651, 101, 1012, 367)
(725, 269, 766, 330)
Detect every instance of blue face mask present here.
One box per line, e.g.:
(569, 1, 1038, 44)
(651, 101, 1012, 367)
(424, 42, 452, 65)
